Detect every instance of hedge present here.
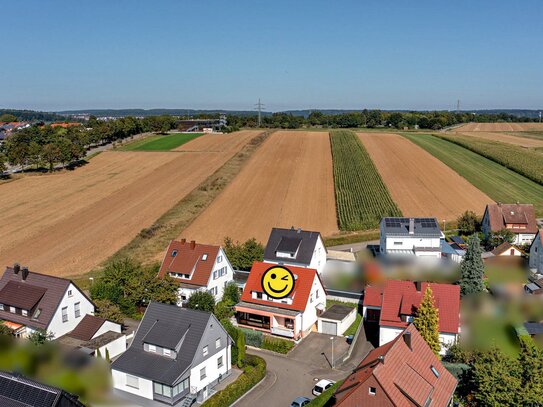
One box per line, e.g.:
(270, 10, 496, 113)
(307, 380, 342, 406)
(200, 354, 266, 407)
(221, 319, 239, 365)
(241, 328, 263, 347)
(261, 335, 295, 354)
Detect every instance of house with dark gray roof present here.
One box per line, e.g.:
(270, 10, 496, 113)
(0, 371, 85, 407)
(111, 302, 232, 406)
(379, 218, 444, 259)
(0, 264, 95, 339)
(263, 227, 327, 274)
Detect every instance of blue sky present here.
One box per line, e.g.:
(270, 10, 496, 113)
(1, 0, 542, 111)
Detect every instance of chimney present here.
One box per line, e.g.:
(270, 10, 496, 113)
(290, 226, 295, 231)
(403, 331, 412, 350)
(190, 240, 196, 250)
(377, 355, 385, 364)
(297, 227, 302, 234)
(21, 267, 29, 281)
(415, 281, 422, 292)
(13, 263, 20, 275)
(409, 218, 415, 235)
(180, 238, 186, 244)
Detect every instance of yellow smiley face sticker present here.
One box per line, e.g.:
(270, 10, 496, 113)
(261, 265, 295, 299)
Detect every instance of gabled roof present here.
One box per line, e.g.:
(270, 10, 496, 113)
(381, 217, 442, 238)
(334, 324, 457, 407)
(491, 241, 524, 256)
(239, 261, 324, 312)
(363, 280, 460, 334)
(530, 229, 543, 251)
(263, 227, 323, 266)
(157, 240, 220, 287)
(111, 302, 221, 385)
(0, 267, 89, 330)
(67, 315, 112, 341)
(484, 203, 538, 234)
(0, 371, 85, 407)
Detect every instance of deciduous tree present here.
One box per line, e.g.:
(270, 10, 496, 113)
(186, 291, 215, 313)
(457, 210, 480, 235)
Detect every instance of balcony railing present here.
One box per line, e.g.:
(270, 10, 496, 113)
(271, 326, 294, 338)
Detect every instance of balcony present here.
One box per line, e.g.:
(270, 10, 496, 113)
(271, 325, 294, 338)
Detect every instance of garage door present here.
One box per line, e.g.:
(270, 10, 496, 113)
(321, 321, 337, 336)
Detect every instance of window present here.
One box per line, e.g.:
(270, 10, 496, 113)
(22, 310, 28, 316)
(202, 254, 208, 261)
(62, 306, 68, 322)
(32, 308, 41, 320)
(74, 302, 81, 318)
(148, 344, 157, 353)
(163, 348, 172, 357)
(316, 290, 319, 298)
(217, 356, 223, 368)
(310, 294, 313, 303)
(431, 365, 440, 378)
(203, 345, 208, 357)
(173, 378, 189, 396)
(67, 289, 73, 297)
(254, 292, 263, 299)
(126, 374, 139, 389)
(369, 387, 376, 395)
(0, 304, 3, 310)
(172, 249, 178, 257)
(216, 338, 221, 348)
(9, 307, 15, 314)
(208, 287, 218, 296)
(200, 367, 206, 380)
(217, 255, 223, 263)
(213, 271, 218, 280)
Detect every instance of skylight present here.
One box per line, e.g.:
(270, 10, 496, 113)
(202, 254, 208, 261)
(430, 365, 440, 378)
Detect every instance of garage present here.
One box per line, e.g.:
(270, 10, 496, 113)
(317, 304, 357, 336)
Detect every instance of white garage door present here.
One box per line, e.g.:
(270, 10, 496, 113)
(321, 321, 337, 336)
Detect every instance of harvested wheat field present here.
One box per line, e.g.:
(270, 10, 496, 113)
(454, 122, 543, 132)
(457, 132, 543, 148)
(175, 130, 263, 152)
(0, 150, 239, 277)
(180, 131, 338, 245)
(358, 133, 493, 220)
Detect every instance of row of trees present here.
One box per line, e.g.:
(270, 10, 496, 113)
(226, 110, 539, 130)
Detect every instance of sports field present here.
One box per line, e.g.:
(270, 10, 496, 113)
(180, 131, 339, 244)
(402, 133, 543, 214)
(358, 133, 492, 220)
(121, 132, 203, 151)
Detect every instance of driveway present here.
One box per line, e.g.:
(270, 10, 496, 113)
(328, 240, 379, 252)
(236, 332, 372, 407)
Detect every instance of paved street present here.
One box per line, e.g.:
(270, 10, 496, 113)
(236, 332, 373, 407)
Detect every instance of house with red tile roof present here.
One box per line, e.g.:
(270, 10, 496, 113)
(529, 229, 543, 275)
(363, 280, 460, 354)
(482, 203, 538, 245)
(333, 324, 457, 407)
(157, 239, 234, 303)
(234, 261, 326, 340)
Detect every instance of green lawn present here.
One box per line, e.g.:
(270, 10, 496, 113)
(401, 133, 543, 214)
(120, 133, 203, 151)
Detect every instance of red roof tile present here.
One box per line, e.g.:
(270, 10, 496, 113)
(157, 240, 220, 287)
(240, 262, 324, 312)
(334, 324, 457, 407)
(366, 280, 460, 334)
(484, 203, 538, 234)
(363, 286, 382, 307)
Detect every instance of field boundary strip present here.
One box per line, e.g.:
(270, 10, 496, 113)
(330, 129, 401, 230)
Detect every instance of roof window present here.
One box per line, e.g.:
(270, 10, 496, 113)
(430, 365, 440, 378)
(202, 254, 208, 261)
(172, 250, 178, 257)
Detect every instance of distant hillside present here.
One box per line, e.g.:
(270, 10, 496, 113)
(0, 109, 68, 122)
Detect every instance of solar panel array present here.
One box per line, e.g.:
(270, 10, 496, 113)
(0, 375, 58, 407)
(383, 217, 438, 229)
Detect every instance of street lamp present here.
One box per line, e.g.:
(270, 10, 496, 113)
(330, 336, 334, 369)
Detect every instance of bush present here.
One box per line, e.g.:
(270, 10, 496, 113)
(308, 380, 342, 406)
(201, 355, 266, 407)
(237, 332, 246, 368)
(241, 328, 263, 348)
(186, 291, 215, 313)
(262, 335, 294, 354)
(221, 319, 239, 365)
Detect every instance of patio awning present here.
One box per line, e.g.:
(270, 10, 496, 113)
(235, 301, 300, 317)
(2, 321, 24, 331)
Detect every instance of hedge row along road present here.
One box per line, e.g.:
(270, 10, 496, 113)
(401, 133, 543, 215)
(330, 130, 401, 230)
(437, 133, 543, 185)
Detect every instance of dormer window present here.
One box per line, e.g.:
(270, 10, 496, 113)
(369, 387, 376, 395)
(0, 304, 3, 311)
(22, 310, 28, 317)
(32, 308, 41, 320)
(9, 307, 15, 314)
(148, 344, 157, 353)
(202, 254, 208, 261)
(172, 250, 178, 257)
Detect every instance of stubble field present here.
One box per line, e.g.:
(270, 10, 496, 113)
(0, 131, 262, 276)
(180, 131, 339, 245)
(454, 123, 543, 132)
(357, 132, 493, 220)
(457, 132, 543, 148)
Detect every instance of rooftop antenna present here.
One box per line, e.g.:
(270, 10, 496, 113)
(255, 98, 265, 127)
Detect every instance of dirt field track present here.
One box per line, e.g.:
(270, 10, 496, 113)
(0, 131, 262, 277)
(175, 130, 263, 152)
(457, 132, 543, 148)
(180, 131, 339, 245)
(358, 133, 493, 220)
(454, 123, 543, 132)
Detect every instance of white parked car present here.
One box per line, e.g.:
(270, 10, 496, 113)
(312, 379, 335, 396)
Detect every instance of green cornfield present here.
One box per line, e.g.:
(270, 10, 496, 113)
(330, 130, 401, 230)
(437, 134, 543, 185)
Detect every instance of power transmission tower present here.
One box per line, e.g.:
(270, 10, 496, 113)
(456, 99, 460, 113)
(255, 98, 265, 127)
(539, 111, 542, 123)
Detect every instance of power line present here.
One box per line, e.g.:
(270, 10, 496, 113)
(254, 98, 265, 127)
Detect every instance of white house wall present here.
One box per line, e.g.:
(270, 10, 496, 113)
(189, 345, 230, 394)
(206, 247, 235, 301)
(439, 333, 457, 355)
(92, 320, 122, 339)
(380, 326, 457, 355)
(318, 307, 356, 336)
(97, 335, 126, 359)
(308, 237, 327, 275)
(112, 369, 154, 400)
(300, 275, 326, 333)
(47, 283, 95, 339)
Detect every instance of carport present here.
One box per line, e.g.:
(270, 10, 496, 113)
(317, 304, 356, 336)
